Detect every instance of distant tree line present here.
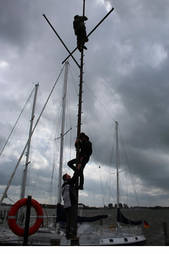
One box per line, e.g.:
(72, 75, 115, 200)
(107, 203, 129, 208)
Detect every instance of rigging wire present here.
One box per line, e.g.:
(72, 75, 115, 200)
(68, 69, 78, 141)
(0, 86, 35, 158)
(68, 65, 79, 132)
(89, 142, 108, 206)
(6, 195, 15, 204)
(107, 127, 117, 205)
(32, 66, 64, 134)
(62, 66, 137, 207)
(83, 80, 117, 125)
(66, 64, 80, 168)
(50, 109, 62, 204)
(105, 127, 117, 206)
(75, 72, 140, 207)
(69, 64, 118, 131)
(0, 66, 64, 204)
(49, 63, 75, 204)
(65, 93, 73, 174)
(29, 67, 65, 201)
(118, 127, 140, 206)
(66, 88, 73, 167)
(69, 66, 119, 206)
(69, 66, 79, 97)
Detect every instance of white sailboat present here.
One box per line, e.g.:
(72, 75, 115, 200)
(99, 121, 146, 245)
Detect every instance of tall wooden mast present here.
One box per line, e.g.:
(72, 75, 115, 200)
(76, 0, 85, 138)
(70, 1, 86, 243)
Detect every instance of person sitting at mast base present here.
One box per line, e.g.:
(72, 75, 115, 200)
(68, 132, 92, 190)
(73, 15, 88, 52)
(62, 173, 77, 240)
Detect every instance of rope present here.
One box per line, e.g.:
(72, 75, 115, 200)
(82, 80, 117, 124)
(0, 87, 35, 157)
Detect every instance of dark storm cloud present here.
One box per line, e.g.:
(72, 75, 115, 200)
(79, 0, 169, 203)
(0, 0, 34, 48)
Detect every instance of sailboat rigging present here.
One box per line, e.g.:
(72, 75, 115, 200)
(0, 67, 64, 205)
(99, 121, 146, 245)
(57, 62, 69, 204)
(20, 84, 39, 199)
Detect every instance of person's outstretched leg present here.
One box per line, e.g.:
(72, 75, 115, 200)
(67, 158, 77, 171)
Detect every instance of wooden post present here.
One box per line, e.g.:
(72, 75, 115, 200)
(100, 219, 103, 226)
(50, 238, 61, 246)
(23, 196, 32, 246)
(163, 222, 169, 246)
(71, 237, 79, 246)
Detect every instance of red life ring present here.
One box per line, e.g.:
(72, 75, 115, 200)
(8, 198, 43, 236)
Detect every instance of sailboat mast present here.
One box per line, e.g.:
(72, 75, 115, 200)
(71, 0, 86, 242)
(57, 61, 69, 204)
(76, 54, 84, 136)
(20, 84, 39, 199)
(115, 121, 120, 209)
(77, 1, 85, 137)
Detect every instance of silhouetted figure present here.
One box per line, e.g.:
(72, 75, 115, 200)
(62, 173, 77, 239)
(68, 132, 92, 190)
(73, 15, 88, 52)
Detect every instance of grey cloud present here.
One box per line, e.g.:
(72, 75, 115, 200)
(0, 0, 34, 48)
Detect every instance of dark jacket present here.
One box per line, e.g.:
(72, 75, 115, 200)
(73, 15, 88, 36)
(62, 178, 77, 208)
(75, 137, 92, 159)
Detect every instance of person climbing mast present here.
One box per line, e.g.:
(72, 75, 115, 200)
(73, 15, 88, 52)
(68, 132, 92, 190)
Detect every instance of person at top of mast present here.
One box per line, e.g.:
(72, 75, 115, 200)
(68, 132, 92, 190)
(73, 15, 88, 52)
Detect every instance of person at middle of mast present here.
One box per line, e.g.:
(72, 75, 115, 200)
(68, 132, 92, 190)
(73, 15, 88, 52)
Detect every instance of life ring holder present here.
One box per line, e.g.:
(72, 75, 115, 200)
(8, 198, 43, 236)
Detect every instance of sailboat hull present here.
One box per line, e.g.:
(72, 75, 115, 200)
(100, 234, 146, 246)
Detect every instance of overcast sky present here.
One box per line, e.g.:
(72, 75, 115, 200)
(1, 0, 169, 207)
